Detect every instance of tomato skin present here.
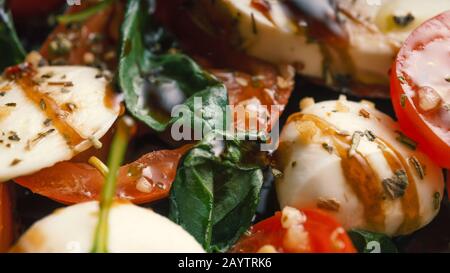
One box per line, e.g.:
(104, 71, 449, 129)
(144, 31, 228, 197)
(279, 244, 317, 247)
(231, 209, 356, 253)
(391, 11, 450, 168)
(0, 183, 14, 252)
(14, 145, 190, 205)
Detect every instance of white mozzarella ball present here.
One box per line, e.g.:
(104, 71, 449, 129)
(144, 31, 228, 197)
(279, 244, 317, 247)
(275, 97, 444, 236)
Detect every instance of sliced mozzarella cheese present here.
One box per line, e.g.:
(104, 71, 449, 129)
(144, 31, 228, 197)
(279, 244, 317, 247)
(202, 0, 323, 78)
(193, 0, 450, 87)
(10, 201, 204, 253)
(0, 66, 120, 182)
(275, 97, 444, 236)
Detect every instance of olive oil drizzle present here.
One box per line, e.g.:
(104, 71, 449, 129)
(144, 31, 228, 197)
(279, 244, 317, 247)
(333, 136, 386, 231)
(103, 84, 118, 111)
(16, 76, 85, 149)
(376, 138, 420, 234)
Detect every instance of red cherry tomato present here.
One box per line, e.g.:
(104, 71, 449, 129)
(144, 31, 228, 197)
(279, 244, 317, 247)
(0, 183, 14, 252)
(391, 11, 450, 168)
(14, 145, 190, 205)
(231, 208, 356, 253)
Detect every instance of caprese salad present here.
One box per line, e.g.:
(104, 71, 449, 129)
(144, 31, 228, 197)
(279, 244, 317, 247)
(0, 0, 448, 253)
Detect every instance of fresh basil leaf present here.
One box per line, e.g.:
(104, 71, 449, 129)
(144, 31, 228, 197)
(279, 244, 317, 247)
(0, 0, 25, 70)
(348, 229, 398, 253)
(119, 0, 227, 133)
(169, 132, 266, 252)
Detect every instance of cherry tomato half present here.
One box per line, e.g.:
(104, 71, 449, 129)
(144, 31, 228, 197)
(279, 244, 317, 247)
(391, 11, 450, 167)
(14, 145, 190, 205)
(230, 208, 356, 253)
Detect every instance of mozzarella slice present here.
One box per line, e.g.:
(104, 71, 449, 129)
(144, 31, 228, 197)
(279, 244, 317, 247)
(191, 0, 450, 87)
(10, 201, 204, 253)
(0, 66, 120, 182)
(275, 97, 444, 236)
(197, 0, 324, 78)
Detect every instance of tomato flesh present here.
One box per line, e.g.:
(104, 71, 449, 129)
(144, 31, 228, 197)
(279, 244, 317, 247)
(391, 11, 450, 167)
(14, 145, 190, 205)
(231, 209, 356, 253)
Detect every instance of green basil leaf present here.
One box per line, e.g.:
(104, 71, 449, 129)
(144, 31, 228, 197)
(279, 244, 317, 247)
(348, 229, 398, 253)
(169, 132, 265, 252)
(119, 0, 227, 133)
(0, 0, 25, 70)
